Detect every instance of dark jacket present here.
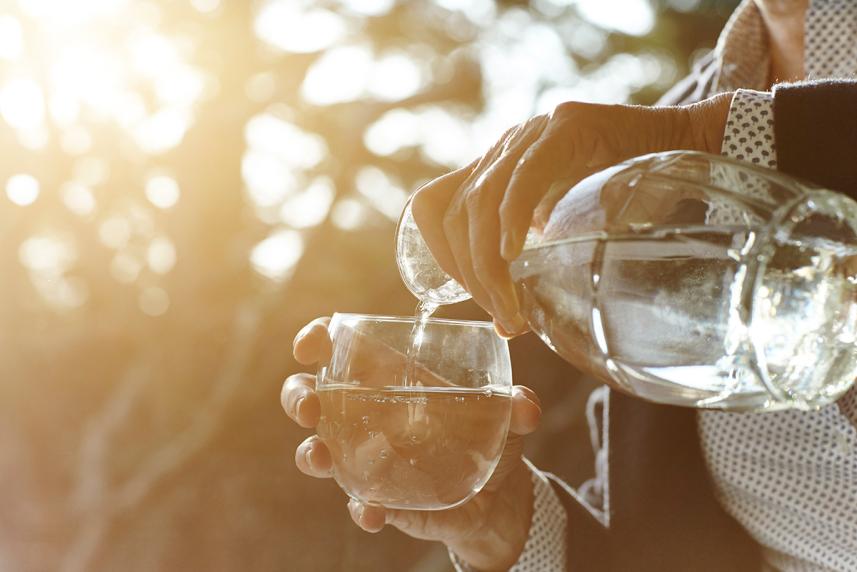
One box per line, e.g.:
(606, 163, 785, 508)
(549, 71, 857, 571)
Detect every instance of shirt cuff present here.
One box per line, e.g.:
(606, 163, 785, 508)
(449, 459, 568, 572)
(720, 88, 777, 167)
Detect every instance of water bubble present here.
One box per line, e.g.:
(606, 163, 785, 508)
(361, 415, 370, 426)
(409, 458, 417, 467)
(379, 450, 389, 460)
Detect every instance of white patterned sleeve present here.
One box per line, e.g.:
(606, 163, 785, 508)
(449, 458, 567, 572)
(720, 88, 777, 168)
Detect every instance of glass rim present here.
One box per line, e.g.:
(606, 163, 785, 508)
(332, 312, 496, 329)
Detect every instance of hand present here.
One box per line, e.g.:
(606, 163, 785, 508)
(283, 317, 543, 571)
(410, 93, 733, 336)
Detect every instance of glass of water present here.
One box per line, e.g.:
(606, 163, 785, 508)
(315, 313, 512, 511)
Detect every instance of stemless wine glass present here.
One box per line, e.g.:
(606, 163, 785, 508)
(316, 313, 512, 511)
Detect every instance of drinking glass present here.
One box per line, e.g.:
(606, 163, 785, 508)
(316, 313, 512, 510)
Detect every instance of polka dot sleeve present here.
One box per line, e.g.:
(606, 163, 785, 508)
(720, 88, 777, 168)
(704, 76, 857, 572)
(449, 458, 567, 572)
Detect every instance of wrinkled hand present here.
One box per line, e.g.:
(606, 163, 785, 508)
(410, 93, 733, 336)
(283, 317, 543, 571)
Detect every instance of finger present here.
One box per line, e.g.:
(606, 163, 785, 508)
(499, 136, 567, 261)
(294, 435, 333, 478)
(412, 128, 518, 291)
(493, 318, 529, 339)
(436, 150, 512, 312)
(509, 385, 541, 436)
(281, 373, 320, 427)
(442, 197, 499, 316)
(410, 161, 478, 286)
(293, 317, 332, 365)
(465, 164, 525, 330)
(347, 500, 387, 533)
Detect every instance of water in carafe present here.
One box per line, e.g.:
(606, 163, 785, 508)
(396, 151, 857, 411)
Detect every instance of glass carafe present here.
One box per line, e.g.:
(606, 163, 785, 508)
(396, 151, 857, 411)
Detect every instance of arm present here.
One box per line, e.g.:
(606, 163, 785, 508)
(773, 80, 857, 195)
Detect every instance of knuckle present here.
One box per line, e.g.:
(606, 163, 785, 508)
(552, 101, 578, 118)
(464, 187, 482, 209)
(552, 100, 591, 120)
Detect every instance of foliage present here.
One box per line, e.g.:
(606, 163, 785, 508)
(0, 1, 736, 570)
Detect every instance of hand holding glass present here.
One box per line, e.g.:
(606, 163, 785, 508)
(316, 313, 513, 510)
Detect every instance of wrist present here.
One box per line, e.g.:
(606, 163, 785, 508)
(448, 459, 535, 571)
(683, 91, 735, 154)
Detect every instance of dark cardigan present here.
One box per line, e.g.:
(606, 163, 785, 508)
(547, 74, 857, 571)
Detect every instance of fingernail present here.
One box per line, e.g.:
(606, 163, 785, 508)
(526, 388, 542, 408)
(524, 394, 542, 415)
(348, 499, 365, 525)
(501, 313, 527, 336)
(293, 327, 307, 352)
(514, 388, 542, 416)
(494, 320, 512, 339)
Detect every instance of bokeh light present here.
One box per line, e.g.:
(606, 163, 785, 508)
(5, 173, 40, 206)
(0, 1, 738, 570)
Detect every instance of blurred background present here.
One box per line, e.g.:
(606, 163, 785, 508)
(0, 0, 739, 570)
